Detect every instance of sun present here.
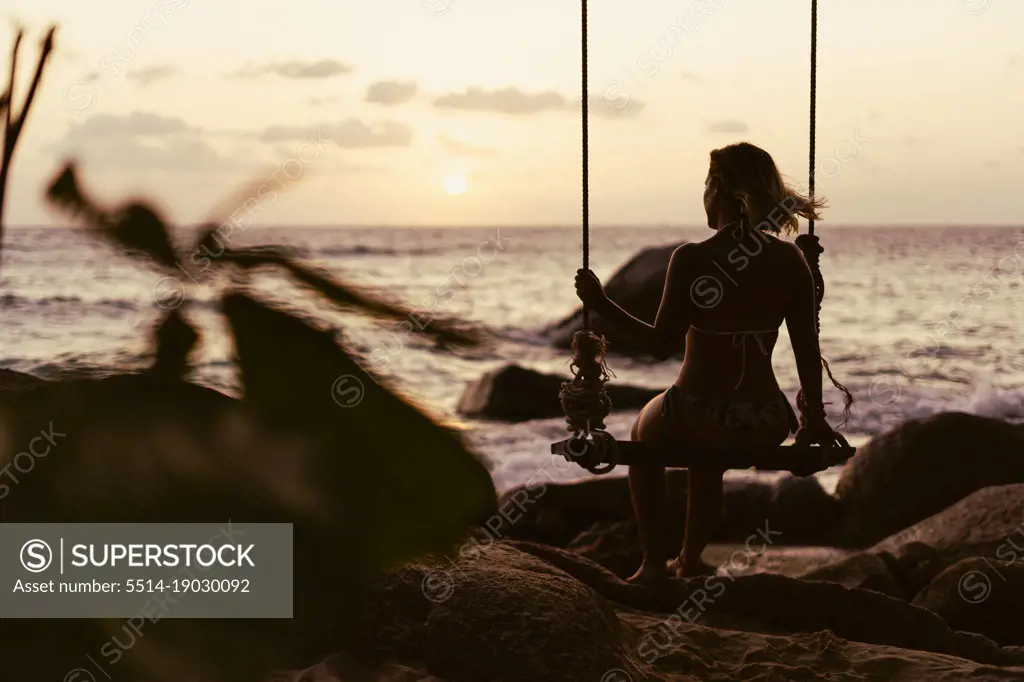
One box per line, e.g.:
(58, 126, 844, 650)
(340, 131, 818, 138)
(443, 174, 468, 195)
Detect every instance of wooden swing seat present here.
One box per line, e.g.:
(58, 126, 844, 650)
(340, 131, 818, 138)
(550, 435, 855, 476)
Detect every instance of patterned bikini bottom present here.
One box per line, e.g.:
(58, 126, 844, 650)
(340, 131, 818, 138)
(661, 386, 798, 441)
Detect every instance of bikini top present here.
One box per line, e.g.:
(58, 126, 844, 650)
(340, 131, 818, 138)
(690, 325, 779, 391)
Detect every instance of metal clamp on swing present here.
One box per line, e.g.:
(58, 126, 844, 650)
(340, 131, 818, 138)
(557, 427, 618, 474)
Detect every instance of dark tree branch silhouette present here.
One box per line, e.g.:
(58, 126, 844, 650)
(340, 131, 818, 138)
(0, 25, 56, 275)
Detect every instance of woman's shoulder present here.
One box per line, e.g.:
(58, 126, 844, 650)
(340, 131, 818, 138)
(760, 232, 804, 259)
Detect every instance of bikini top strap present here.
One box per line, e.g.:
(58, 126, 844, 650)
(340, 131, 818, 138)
(691, 326, 777, 356)
(690, 326, 778, 391)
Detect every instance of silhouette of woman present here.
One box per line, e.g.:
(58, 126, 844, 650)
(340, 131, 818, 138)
(575, 142, 851, 581)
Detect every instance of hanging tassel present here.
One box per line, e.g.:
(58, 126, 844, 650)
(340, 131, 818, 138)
(558, 330, 613, 433)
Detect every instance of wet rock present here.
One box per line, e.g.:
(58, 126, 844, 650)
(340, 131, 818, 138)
(361, 544, 632, 682)
(542, 242, 685, 357)
(801, 552, 904, 599)
(456, 363, 660, 422)
(871, 484, 1024, 573)
(835, 412, 1024, 547)
(0, 368, 47, 391)
(913, 556, 1024, 646)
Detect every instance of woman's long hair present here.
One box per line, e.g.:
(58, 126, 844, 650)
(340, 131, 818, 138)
(709, 142, 825, 235)
(710, 142, 854, 426)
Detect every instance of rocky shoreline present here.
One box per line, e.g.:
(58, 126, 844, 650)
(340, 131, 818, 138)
(349, 411, 1024, 681)
(4, 364, 1024, 681)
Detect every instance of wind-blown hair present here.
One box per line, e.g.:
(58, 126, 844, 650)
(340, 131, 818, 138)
(709, 142, 825, 235)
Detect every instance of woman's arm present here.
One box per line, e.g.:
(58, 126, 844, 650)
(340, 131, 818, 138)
(579, 245, 692, 361)
(783, 243, 825, 415)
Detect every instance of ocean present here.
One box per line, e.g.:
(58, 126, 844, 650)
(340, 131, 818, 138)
(2, 225, 1023, 494)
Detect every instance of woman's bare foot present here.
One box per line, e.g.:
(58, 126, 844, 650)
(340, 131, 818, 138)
(667, 557, 717, 578)
(626, 561, 668, 584)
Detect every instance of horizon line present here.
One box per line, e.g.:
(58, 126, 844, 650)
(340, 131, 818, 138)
(6, 222, 1023, 230)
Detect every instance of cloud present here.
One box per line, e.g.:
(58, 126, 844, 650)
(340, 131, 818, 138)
(705, 119, 749, 134)
(438, 134, 495, 157)
(254, 119, 413, 148)
(433, 86, 645, 120)
(70, 111, 201, 137)
(366, 80, 418, 106)
(229, 59, 352, 80)
(308, 95, 341, 106)
(56, 112, 239, 174)
(434, 87, 567, 114)
(126, 65, 178, 87)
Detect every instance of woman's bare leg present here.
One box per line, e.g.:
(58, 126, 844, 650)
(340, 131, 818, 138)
(678, 467, 724, 574)
(627, 395, 670, 582)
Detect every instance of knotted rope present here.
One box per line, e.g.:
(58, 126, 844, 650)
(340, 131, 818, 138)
(558, 0, 613, 436)
(559, 330, 613, 432)
(795, 0, 853, 429)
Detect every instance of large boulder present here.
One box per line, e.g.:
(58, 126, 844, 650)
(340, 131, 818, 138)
(0, 295, 497, 682)
(359, 543, 630, 681)
(456, 363, 660, 422)
(800, 552, 905, 599)
(542, 242, 684, 357)
(835, 412, 1024, 546)
(913, 557, 1024, 646)
(720, 474, 841, 546)
(0, 368, 47, 391)
(872, 484, 1024, 574)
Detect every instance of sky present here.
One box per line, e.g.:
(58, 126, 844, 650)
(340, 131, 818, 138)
(1, 0, 1021, 227)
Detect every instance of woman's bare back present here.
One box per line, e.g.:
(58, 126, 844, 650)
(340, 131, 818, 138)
(674, 228, 806, 401)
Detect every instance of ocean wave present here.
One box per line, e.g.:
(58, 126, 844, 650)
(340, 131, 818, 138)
(905, 344, 979, 360)
(0, 294, 136, 311)
(317, 245, 443, 257)
(0, 294, 232, 316)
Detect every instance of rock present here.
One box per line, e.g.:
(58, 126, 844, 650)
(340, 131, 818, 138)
(0, 368, 47, 391)
(0, 296, 497, 682)
(360, 543, 632, 682)
(835, 412, 1024, 547)
(483, 542, 1024, 671)
(872, 484, 1024, 573)
(503, 473, 842, 577)
(499, 469, 691, 547)
(566, 521, 641, 577)
(542, 242, 684, 357)
(913, 557, 1024, 646)
(456, 363, 660, 422)
(720, 475, 841, 546)
(890, 542, 945, 598)
(801, 552, 904, 599)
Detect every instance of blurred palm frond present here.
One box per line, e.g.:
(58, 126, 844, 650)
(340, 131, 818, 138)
(108, 201, 180, 268)
(224, 249, 483, 348)
(46, 163, 179, 268)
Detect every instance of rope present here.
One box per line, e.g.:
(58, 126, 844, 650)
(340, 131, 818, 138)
(559, 330, 612, 432)
(797, 0, 823, 333)
(557, 0, 614, 436)
(795, 0, 853, 429)
(581, 0, 590, 332)
(807, 0, 817, 238)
